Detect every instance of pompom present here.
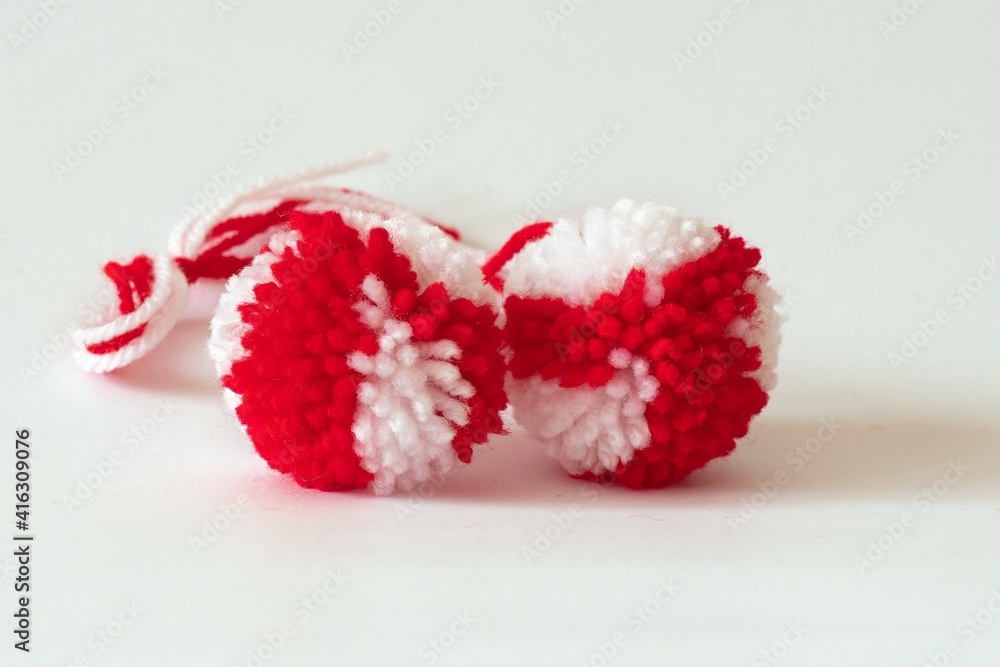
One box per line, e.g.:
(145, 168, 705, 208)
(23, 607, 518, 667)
(490, 200, 782, 488)
(210, 207, 507, 494)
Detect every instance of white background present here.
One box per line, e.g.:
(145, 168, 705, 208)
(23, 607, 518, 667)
(3, 1, 1000, 665)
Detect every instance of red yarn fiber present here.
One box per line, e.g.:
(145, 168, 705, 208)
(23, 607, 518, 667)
(481, 221, 553, 290)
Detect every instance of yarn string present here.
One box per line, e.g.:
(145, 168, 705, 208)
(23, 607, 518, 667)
(73, 152, 451, 373)
(481, 221, 553, 289)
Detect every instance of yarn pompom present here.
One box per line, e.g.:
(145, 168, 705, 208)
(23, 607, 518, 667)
(210, 207, 507, 494)
(487, 200, 782, 489)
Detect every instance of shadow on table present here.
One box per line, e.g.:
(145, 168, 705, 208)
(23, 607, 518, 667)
(435, 414, 998, 507)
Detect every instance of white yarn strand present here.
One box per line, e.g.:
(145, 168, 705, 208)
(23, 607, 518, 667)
(168, 152, 390, 259)
(73, 258, 189, 373)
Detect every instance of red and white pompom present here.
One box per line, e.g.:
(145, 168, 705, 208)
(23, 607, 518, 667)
(73, 157, 507, 495)
(209, 205, 507, 494)
(485, 200, 782, 489)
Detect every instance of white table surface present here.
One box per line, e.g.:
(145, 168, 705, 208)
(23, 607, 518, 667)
(3, 1, 999, 665)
